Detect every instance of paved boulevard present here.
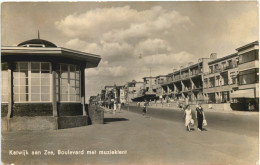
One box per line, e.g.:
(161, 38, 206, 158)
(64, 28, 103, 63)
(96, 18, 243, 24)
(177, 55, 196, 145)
(2, 108, 259, 165)
(124, 105, 259, 137)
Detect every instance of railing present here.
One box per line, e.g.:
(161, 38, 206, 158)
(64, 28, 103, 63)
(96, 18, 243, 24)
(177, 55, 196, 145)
(160, 79, 168, 84)
(174, 76, 181, 81)
(190, 70, 202, 76)
(213, 68, 221, 73)
(167, 77, 174, 82)
(192, 86, 203, 90)
(210, 65, 239, 74)
(223, 64, 238, 70)
(181, 74, 190, 79)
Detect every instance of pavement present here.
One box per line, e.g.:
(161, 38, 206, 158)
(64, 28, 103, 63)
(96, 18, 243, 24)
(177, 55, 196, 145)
(123, 105, 259, 137)
(1, 109, 259, 165)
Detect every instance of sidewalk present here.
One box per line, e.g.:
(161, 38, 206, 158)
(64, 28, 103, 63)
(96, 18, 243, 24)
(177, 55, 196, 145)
(128, 103, 259, 116)
(2, 110, 259, 165)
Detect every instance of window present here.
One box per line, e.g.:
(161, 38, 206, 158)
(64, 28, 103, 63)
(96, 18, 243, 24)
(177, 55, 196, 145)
(56, 64, 80, 102)
(1, 63, 8, 103)
(221, 62, 226, 69)
(230, 72, 237, 84)
(239, 50, 259, 64)
(209, 66, 213, 74)
(222, 74, 229, 86)
(228, 60, 232, 66)
(209, 77, 215, 88)
(208, 93, 216, 103)
(215, 76, 220, 87)
(221, 91, 229, 103)
(13, 62, 51, 102)
(239, 68, 259, 85)
(214, 64, 219, 72)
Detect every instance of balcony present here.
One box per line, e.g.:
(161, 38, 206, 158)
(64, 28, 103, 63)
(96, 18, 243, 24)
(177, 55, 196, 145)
(173, 76, 181, 81)
(192, 85, 203, 90)
(190, 70, 202, 77)
(181, 74, 190, 79)
(211, 65, 239, 74)
(183, 87, 192, 92)
(161, 79, 168, 85)
(224, 64, 237, 70)
(167, 77, 174, 83)
(213, 68, 222, 73)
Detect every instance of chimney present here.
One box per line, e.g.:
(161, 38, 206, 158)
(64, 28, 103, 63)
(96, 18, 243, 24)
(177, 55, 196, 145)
(210, 53, 217, 59)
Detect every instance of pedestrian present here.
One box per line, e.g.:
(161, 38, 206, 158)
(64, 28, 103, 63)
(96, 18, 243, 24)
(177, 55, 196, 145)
(195, 103, 206, 131)
(143, 101, 147, 116)
(183, 105, 194, 132)
(113, 101, 117, 114)
(118, 102, 121, 112)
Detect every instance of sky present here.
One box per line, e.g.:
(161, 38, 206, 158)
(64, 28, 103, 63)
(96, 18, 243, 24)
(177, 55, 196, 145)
(1, 1, 259, 102)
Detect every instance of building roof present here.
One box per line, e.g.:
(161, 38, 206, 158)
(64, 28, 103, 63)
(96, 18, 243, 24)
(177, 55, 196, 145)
(18, 39, 57, 47)
(2, 38, 101, 68)
(155, 75, 167, 78)
(236, 41, 259, 51)
(208, 53, 238, 65)
(142, 76, 156, 79)
(1, 46, 101, 68)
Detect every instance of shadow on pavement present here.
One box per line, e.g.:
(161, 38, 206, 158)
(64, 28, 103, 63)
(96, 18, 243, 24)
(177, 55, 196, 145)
(104, 118, 129, 124)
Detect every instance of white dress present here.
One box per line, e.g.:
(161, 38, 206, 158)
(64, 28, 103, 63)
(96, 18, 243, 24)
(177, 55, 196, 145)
(185, 109, 192, 126)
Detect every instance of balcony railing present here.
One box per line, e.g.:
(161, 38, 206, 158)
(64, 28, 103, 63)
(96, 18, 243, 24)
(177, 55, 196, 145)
(181, 74, 190, 79)
(174, 76, 181, 81)
(190, 70, 202, 76)
(223, 64, 238, 70)
(210, 65, 239, 74)
(193, 85, 203, 89)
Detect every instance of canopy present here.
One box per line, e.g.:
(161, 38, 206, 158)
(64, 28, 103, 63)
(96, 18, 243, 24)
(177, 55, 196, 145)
(230, 89, 256, 99)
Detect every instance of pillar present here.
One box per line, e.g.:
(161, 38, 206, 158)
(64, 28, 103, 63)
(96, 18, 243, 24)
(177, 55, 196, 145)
(181, 80, 185, 92)
(167, 86, 170, 95)
(81, 66, 86, 116)
(173, 83, 177, 93)
(7, 63, 13, 119)
(52, 63, 58, 117)
(190, 78, 195, 89)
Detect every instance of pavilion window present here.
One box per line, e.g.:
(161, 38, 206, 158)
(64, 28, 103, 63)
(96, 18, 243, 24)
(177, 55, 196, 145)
(1, 63, 9, 103)
(13, 62, 51, 102)
(57, 64, 81, 102)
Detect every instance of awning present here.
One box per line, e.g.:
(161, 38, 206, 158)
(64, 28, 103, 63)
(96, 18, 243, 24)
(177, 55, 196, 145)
(230, 89, 256, 99)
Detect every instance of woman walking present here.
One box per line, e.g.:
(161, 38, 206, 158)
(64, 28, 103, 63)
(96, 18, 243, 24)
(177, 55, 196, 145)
(195, 103, 206, 131)
(184, 105, 193, 132)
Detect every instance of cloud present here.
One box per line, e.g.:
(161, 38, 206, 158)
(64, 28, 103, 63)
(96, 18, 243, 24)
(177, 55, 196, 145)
(55, 5, 192, 43)
(135, 38, 172, 56)
(65, 38, 134, 62)
(65, 38, 100, 54)
(85, 65, 128, 78)
(56, 5, 195, 99)
(137, 51, 195, 72)
(55, 6, 142, 40)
